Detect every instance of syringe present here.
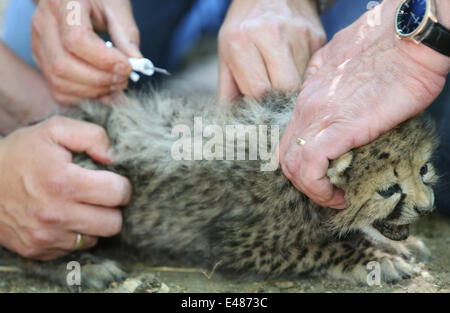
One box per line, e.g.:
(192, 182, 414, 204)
(105, 41, 170, 82)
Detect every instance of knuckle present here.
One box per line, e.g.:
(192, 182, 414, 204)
(104, 212, 123, 237)
(96, 74, 113, 87)
(250, 83, 270, 98)
(63, 28, 86, 51)
(28, 229, 54, 248)
(36, 207, 63, 225)
(312, 33, 326, 48)
(44, 173, 69, 195)
(51, 58, 67, 77)
(49, 77, 64, 94)
(220, 24, 247, 46)
(89, 125, 108, 142)
(293, 22, 311, 37)
(48, 0, 60, 7)
(45, 116, 65, 131)
(281, 159, 299, 181)
(249, 17, 285, 38)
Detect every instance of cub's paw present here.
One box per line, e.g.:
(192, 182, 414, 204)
(334, 248, 420, 285)
(403, 236, 431, 263)
(75, 255, 127, 291)
(378, 236, 431, 263)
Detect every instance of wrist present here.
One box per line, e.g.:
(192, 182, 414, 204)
(435, 0, 450, 28)
(391, 0, 450, 75)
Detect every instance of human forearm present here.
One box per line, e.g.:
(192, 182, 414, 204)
(0, 42, 57, 134)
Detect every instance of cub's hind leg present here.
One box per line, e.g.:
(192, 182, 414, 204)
(1, 248, 126, 291)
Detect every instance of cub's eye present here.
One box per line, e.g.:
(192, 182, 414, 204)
(377, 184, 401, 199)
(420, 164, 428, 176)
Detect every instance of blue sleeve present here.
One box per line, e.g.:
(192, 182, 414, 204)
(2, 0, 36, 67)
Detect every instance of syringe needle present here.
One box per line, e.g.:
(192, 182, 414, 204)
(153, 67, 171, 76)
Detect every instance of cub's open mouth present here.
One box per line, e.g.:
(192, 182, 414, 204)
(373, 221, 410, 241)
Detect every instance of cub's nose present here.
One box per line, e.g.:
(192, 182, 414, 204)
(415, 191, 435, 216)
(414, 205, 434, 216)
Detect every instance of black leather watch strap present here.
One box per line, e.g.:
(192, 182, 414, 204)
(421, 22, 450, 57)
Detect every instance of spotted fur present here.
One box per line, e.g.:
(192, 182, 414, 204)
(4, 91, 438, 289)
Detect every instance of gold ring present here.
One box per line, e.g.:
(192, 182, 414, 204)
(296, 138, 306, 146)
(74, 233, 84, 251)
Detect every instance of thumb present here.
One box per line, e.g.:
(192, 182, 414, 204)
(104, 1, 142, 58)
(47, 117, 113, 165)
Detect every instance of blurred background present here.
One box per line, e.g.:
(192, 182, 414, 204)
(0, 1, 8, 36)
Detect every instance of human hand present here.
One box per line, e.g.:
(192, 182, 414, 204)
(0, 117, 132, 260)
(279, 0, 450, 209)
(218, 0, 325, 101)
(31, 0, 141, 105)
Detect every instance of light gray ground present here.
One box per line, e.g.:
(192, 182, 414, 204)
(0, 2, 449, 293)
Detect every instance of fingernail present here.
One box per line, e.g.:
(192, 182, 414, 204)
(130, 43, 143, 58)
(113, 63, 129, 75)
(106, 148, 115, 163)
(319, 196, 332, 203)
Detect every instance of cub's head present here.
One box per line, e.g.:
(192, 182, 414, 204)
(327, 115, 438, 242)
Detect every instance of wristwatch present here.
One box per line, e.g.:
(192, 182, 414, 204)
(395, 0, 450, 57)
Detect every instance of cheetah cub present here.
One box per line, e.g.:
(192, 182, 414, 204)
(5, 92, 438, 289)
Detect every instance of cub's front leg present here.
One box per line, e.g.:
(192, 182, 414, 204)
(220, 238, 421, 284)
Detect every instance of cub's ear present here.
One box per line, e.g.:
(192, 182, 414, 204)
(327, 151, 354, 186)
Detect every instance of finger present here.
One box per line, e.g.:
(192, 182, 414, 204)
(322, 188, 346, 209)
(67, 164, 132, 207)
(98, 91, 128, 106)
(32, 8, 122, 92)
(285, 158, 346, 209)
(218, 60, 240, 101)
(31, 232, 98, 252)
(51, 92, 85, 106)
(52, 54, 123, 91)
(50, 76, 112, 99)
(299, 146, 335, 201)
(59, 3, 132, 75)
(226, 42, 271, 99)
(66, 204, 123, 238)
(29, 249, 71, 261)
(105, 1, 142, 58)
(46, 116, 113, 164)
(304, 48, 325, 82)
(252, 36, 302, 92)
(60, 233, 98, 251)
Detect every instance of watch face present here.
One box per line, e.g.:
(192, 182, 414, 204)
(396, 0, 427, 36)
